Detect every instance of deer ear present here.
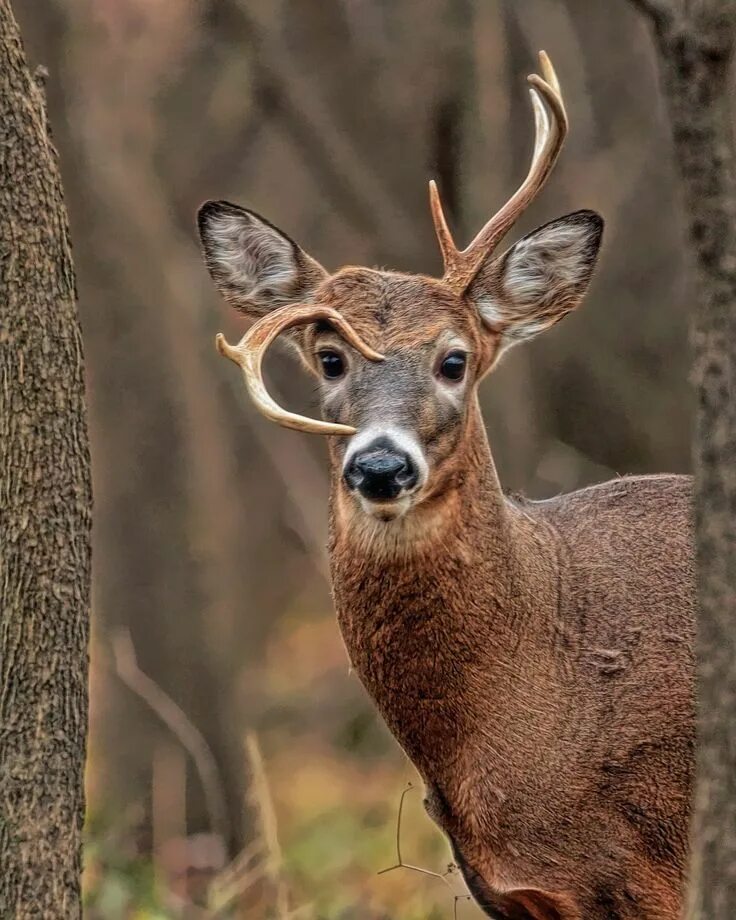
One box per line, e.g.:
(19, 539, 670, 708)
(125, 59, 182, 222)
(197, 200, 328, 317)
(468, 210, 603, 358)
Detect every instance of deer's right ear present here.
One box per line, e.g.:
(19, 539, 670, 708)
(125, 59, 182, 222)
(197, 200, 328, 317)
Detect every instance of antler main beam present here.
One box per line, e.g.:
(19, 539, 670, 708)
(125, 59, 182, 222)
(216, 304, 384, 436)
(430, 51, 568, 293)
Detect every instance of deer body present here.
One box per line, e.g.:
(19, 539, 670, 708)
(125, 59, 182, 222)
(199, 53, 696, 920)
(331, 399, 694, 919)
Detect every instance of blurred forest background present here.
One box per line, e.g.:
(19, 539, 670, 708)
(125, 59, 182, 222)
(15, 1, 692, 917)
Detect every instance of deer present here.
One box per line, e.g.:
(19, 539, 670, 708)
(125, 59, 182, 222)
(197, 53, 695, 920)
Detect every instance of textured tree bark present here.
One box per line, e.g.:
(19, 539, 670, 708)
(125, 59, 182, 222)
(630, 1, 736, 916)
(0, 1, 92, 917)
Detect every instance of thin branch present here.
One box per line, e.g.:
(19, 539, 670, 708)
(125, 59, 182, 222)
(245, 731, 290, 920)
(211, 837, 264, 896)
(210, 862, 270, 918)
(210, 734, 311, 917)
(112, 629, 230, 846)
(377, 782, 475, 918)
(377, 783, 453, 885)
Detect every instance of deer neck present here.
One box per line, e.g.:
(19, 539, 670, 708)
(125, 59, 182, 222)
(328, 403, 562, 787)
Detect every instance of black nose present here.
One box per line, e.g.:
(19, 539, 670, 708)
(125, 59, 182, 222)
(344, 445, 418, 501)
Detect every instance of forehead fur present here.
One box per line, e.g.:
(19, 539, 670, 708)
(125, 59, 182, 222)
(315, 267, 476, 348)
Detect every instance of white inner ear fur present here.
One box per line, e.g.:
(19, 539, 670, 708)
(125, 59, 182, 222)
(475, 217, 599, 351)
(206, 209, 297, 301)
(503, 222, 593, 310)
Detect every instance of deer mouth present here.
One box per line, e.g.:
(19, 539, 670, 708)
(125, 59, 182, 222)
(357, 494, 414, 522)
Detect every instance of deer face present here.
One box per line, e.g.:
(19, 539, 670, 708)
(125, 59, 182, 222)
(198, 54, 603, 522)
(304, 269, 488, 520)
(198, 202, 602, 522)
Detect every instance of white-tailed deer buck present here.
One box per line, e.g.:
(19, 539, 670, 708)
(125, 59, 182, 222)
(198, 53, 695, 920)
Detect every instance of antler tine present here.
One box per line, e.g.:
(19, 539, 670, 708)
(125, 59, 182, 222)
(428, 179, 461, 276)
(216, 304, 384, 436)
(538, 49, 561, 97)
(437, 51, 568, 292)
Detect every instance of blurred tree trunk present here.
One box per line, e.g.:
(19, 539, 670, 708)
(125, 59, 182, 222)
(630, 1, 736, 916)
(0, 1, 91, 917)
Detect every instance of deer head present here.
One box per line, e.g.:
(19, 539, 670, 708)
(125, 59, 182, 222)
(198, 53, 603, 523)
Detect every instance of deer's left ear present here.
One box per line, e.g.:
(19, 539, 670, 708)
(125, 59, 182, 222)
(467, 209, 603, 358)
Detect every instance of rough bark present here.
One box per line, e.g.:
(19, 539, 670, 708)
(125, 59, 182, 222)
(0, 1, 92, 917)
(630, 1, 736, 916)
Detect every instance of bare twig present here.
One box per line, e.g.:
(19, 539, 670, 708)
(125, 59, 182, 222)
(211, 837, 264, 893)
(112, 629, 230, 846)
(378, 782, 474, 918)
(378, 783, 452, 884)
(210, 862, 269, 917)
(209, 836, 268, 918)
(245, 731, 290, 920)
(209, 735, 312, 918)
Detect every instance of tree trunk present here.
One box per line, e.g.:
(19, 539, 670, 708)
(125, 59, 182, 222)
(630, 1, 736, 916)
(0, 0, 92, 916)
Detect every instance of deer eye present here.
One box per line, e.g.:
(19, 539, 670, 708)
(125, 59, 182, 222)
(318, 349, 345, 379)
(438, 350, 467, 382)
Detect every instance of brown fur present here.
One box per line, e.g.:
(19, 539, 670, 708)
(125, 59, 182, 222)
(332, 433, 693, 919)
(198, 201, 695, 920)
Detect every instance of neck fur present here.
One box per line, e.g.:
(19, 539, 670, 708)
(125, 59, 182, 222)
(329, 405, 557, 762)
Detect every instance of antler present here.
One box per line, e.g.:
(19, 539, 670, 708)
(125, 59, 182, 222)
(216, 304, 384, 436)
(430, 51, 568, 292)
